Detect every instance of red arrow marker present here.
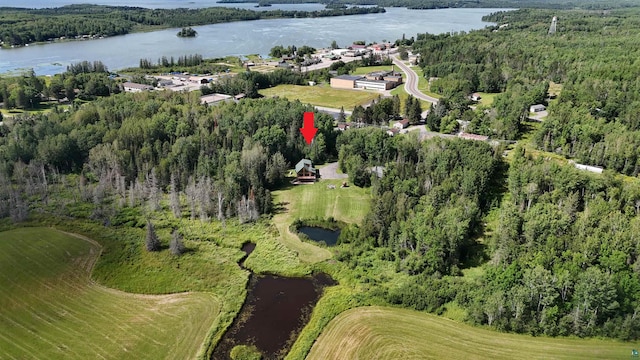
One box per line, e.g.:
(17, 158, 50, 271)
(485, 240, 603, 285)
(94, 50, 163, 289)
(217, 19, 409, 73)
(300, 112, 318, 145)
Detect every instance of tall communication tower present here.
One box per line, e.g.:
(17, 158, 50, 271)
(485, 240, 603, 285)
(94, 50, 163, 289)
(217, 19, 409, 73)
(549, 16, 557, 35)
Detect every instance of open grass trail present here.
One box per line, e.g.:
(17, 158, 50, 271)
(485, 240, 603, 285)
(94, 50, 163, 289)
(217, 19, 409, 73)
(0, 227, 219, 360)
(271, 178, 371, 263)
(306, 306, 635, 360)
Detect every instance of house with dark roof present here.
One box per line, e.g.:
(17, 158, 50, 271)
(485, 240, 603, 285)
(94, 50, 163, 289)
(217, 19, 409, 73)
(295, 159, 319, 183)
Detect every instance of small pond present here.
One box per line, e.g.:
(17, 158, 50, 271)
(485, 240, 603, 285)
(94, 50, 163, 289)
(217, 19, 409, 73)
(298, 226, 341, 246)
(212, 243, 336, 359)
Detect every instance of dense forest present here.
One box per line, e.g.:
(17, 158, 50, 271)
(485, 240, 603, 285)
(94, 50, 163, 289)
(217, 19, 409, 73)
(0, 4, 385, 47)
(410, 8, 640, 175)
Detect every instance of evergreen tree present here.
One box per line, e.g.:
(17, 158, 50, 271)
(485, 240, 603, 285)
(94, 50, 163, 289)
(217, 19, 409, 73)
(170, 229, 185, 256)
(145, 220, 161, 252)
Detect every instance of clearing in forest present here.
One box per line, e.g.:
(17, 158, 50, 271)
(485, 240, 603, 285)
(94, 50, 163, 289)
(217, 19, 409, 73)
(271, 178, 371, 263)
(0, 227, 219, 360)
(307, 306, 632, 360)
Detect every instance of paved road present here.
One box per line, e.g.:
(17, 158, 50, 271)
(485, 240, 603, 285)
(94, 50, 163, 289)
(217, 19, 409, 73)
(391, 55, 439, 105)
(314, 106, 352, 115)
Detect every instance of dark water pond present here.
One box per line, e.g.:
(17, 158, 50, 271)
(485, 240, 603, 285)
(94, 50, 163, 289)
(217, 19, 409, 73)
(298, 226, 341, 246)
(212, 243, 336, 360)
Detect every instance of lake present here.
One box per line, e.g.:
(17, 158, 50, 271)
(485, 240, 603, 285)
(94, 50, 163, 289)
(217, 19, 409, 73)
(0, 6, 509, 75)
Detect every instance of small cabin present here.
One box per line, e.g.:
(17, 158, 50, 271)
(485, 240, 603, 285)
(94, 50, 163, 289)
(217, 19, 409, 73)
(295, 159, 319, 183)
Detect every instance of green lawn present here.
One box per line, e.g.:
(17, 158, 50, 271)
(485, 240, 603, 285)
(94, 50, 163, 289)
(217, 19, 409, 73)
(0, 101, 66, 117)
(307, 306, 634, 360)
(259, 84, 379, 110)
(0, 227, 219, 360)
(271, 178, 372, 263)
(476, 92, 499, 106)
(351, 65, 398, 76)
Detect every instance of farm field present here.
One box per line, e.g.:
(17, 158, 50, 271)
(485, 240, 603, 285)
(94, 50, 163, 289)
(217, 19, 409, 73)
(271, 178, 371, 263)
(307, 306, 633, 360)
(259, 84, 379, 110)
(0, 227, 219, 360)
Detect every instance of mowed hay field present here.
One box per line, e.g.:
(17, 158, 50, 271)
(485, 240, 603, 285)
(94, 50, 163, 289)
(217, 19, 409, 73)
(307, 307, 634, 360)
(271, 179, 371, 263)
(259, 85, 379, 110)
(0, 227, 219, 360)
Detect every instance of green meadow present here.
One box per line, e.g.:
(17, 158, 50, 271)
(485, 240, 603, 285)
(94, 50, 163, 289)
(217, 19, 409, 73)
(0, 227, 219, 359)
(307, 306, 634, 360)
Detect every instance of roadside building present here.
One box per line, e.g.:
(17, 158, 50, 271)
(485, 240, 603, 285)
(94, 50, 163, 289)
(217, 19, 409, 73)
(122, 82, 153, 93)
(200, 93, 234, 105)
(571, 161, 604, 174)
(386, 128, 400, 136)
(530, 104, 546, 113)
(393, 119, 410, 130)
(355, 79, 393, 90)
(330, 75, 363, 89)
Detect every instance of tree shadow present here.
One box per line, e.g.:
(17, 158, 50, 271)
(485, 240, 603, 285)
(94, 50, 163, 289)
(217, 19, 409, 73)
(272, 201, 289, 214)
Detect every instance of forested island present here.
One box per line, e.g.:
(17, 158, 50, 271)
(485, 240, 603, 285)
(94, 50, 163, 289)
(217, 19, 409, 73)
(177, 27, 198, 37)
(0, 4, 385, 47)
(1, 4, 640, 360)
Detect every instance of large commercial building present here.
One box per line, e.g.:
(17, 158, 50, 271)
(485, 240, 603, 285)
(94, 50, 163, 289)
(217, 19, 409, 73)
(330, 68, 403, 91)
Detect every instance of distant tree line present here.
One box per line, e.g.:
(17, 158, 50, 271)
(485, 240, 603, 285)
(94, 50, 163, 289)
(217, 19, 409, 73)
(139, 54, 204, 69)
(0, 4, 385, 46)
(0, 60, 119, 110)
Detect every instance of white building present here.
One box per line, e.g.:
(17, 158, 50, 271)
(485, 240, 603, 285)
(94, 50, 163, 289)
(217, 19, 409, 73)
(122, 82, 153, 93)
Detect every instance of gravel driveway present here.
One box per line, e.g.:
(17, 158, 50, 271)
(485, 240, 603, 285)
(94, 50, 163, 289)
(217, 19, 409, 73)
(319, 162, 348, 179)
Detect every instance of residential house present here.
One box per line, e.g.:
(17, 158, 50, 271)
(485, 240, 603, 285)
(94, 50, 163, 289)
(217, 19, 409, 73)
(295, 159, 319, 183)
(386, 128, 400, 136)
(530, 104, 546, 113)
(470, 93, 481, 101)
(393, 119, 410, 130)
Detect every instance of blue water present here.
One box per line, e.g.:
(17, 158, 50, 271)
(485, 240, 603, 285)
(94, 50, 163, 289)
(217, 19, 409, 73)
(298, 226, 340, 246)
(0, 7, 510, 75)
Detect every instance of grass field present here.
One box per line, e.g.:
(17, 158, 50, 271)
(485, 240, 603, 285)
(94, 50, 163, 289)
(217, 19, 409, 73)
(307, 306, 635, 360)
(259, 84, 379, 110)
(351, 65, 398, 76)
(271, 178, 371, 263)
(476, 92, 499, 107)
(0, 227, 219, 359)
